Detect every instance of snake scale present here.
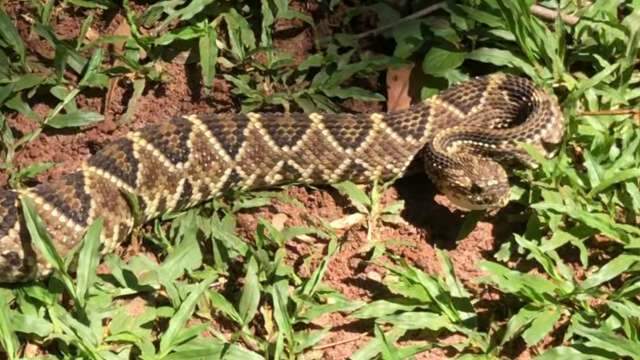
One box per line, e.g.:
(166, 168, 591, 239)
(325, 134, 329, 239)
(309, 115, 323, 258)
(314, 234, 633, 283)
(0, 74, 564, 283)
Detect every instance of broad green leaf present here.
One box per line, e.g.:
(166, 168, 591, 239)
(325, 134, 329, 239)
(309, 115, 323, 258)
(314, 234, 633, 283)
(11, 162, 54, 183)
(294, 328, 330, 353)
(47, 111, 104, 129)
(67, 0, 112, 9)
(5, 94, 41, 122)
(158, 276, 216, 355)
(568, 62, 619, 103)
(377, 311, 454, 331)
(0, 292, 18, 360)
(9, 313, 53, 337)
(157, 0, 215, 29)
(79, 48, 105, 87)
(164, 338, 263, 360)
(437, 249, 476, 325)
(12, 74, 46, 92)
(352, 298, 421, 319)
(351, 327, 407, 360)
(159, 228, 203, 281)
(333, 181, 371, 213)
(271, 280, 293, 350)
(522, 306, 563, 346)
(536, 346, 610, 360)
(466, 47, 538, 79)
(375, 325, 401, 360)
(501, 304, 539, 345)
(573, 323, 640, 359)
(154, 26, 203, 46)
(582, 254, 639, 290)
(300, 235, 338, 297)
(207, 290, 243, 325)
(456, 5, 503, 27)
(199, 22, 218, 89)
(588, 169, 640, 196)
(533, 203, 640, 243)
(50, 303, 100, 353)
(0, 10, 25, 64)
(422, 47, 465, 76)
(20, 197, 76, 297)
(479, 261, 558, 301)
(224, 9, 256, 60)
(387, 263, 460, 322)
(297, 294, 363, 323)
(239, 257, 260, 326)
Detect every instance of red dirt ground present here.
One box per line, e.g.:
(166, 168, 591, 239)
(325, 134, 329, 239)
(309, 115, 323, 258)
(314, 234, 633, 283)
(1, 2, 528, 359)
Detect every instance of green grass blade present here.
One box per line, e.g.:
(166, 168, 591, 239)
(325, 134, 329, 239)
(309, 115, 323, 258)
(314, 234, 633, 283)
(75, 218, 103, 306)
(0, 291, 18, 360)
(207, 290, 243, 325)
(333, 181, 371, 213)
(271, 280, 294, 353)
(0, 10, 25, 65)
(375, 324, 401, 360)
(239, 257, 261, 326)
(46, 111, 104, 129)
(19, 196, 77, 298)
(158, 275, 216, 356)
(521, 305, 563, 347)
(572, 323, 640, 359)
(536, 345, 609, 360)
(581, 254, 639, 290)
(199, 21, 218, 89)
(587, 169, 640, 197)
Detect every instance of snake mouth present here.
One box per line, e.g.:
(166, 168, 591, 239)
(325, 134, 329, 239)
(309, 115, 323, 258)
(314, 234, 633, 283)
(440, 177, 511, 211)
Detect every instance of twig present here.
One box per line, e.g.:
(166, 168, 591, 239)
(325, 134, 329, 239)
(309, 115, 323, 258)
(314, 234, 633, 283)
(354, 2, 581, 41)
(313, 333, 368, 351)
(578, 108, 640, 123)
(530, 4, 580, 26)
(577, 109, 640, 116)
(354, 2, 446, 40)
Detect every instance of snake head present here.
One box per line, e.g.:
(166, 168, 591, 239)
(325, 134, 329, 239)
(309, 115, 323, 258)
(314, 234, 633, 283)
(435, 156, 510, 211)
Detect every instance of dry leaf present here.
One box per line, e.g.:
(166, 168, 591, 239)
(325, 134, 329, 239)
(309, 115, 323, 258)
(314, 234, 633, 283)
(85, 27, 100, 42)
(271, 213, 288, 231)
(386, 64, 414, 111)
(111, 19, 133, 55)
(296, 234, 316, 242)
(329, 213, 365, 230)
(366, 270, 382, 282)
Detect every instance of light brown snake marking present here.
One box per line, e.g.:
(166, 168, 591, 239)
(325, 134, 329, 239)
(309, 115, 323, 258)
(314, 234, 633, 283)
(0, 74, 564, 283)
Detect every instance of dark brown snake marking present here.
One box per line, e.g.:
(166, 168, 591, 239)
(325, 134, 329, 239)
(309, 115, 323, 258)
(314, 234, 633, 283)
(0, 74, 564, 282)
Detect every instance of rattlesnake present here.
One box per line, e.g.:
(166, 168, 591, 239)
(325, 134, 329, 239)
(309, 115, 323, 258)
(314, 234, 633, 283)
(0, 74, 564, 283)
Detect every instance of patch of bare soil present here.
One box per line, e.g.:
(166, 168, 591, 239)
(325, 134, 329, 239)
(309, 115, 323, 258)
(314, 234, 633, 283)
(235, 176, 509, 359)
(1, 2, 526, 359)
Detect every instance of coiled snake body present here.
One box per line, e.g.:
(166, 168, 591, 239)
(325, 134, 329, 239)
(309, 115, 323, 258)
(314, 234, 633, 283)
(0, 74, 564, 283)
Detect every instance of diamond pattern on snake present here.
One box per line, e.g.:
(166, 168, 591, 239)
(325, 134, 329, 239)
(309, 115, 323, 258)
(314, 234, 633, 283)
(0, 73, 564, 283)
